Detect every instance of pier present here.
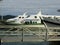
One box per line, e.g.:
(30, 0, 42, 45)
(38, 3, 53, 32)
(0, 22, 60, 42)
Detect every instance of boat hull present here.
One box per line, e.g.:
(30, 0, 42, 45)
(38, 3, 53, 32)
(43, 20, 60, 25)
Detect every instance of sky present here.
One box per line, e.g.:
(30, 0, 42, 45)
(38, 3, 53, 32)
(0, 0, 60, 15)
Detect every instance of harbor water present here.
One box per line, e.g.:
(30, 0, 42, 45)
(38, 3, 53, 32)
(1, 41, 60, 45)
(1, 42, 49, 45)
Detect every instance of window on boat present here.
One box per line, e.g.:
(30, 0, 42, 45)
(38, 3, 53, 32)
(54, 29, 60, 32)
(22, 17, 24, 18)
(26, 15, 30, 18)
(34, 16, 37, 18)
(48, 17, 51, 18)
(19, 17, 21, 18)
(56, 19, 59, 21)
(57, 29, 60, 32)
(55, 18, 59, 21)
(53, 29, 57, 32)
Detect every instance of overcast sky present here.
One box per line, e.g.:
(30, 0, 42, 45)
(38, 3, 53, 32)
(0, 0, 60, 15)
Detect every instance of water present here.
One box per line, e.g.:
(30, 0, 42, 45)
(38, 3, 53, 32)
(1, 42, 49, 45)
(1, 41, 60, 45)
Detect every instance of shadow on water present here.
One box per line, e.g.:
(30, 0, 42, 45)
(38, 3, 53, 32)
(1, 41, 60, 45)
(1, 42, 49, 45)
(49, 41, 60, 45)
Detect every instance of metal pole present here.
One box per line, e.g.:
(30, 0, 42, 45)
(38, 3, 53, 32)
(43, 21, 48, 41)
(39, 16, 48, 41)
(21, 28, 23, 42)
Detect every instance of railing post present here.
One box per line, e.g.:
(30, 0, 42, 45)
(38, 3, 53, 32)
(21, 28, 24, 42)
(43, 21, 48, 41)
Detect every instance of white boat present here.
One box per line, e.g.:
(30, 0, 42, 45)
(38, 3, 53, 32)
(5, 11, 42, 25)
(42, 16, 60, 25)
(1, 11, 60, 25)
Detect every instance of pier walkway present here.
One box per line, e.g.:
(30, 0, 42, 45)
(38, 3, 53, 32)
(0, 23, 60, 42)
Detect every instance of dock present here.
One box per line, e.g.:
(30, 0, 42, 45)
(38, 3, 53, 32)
(0, 22, 60, 42)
